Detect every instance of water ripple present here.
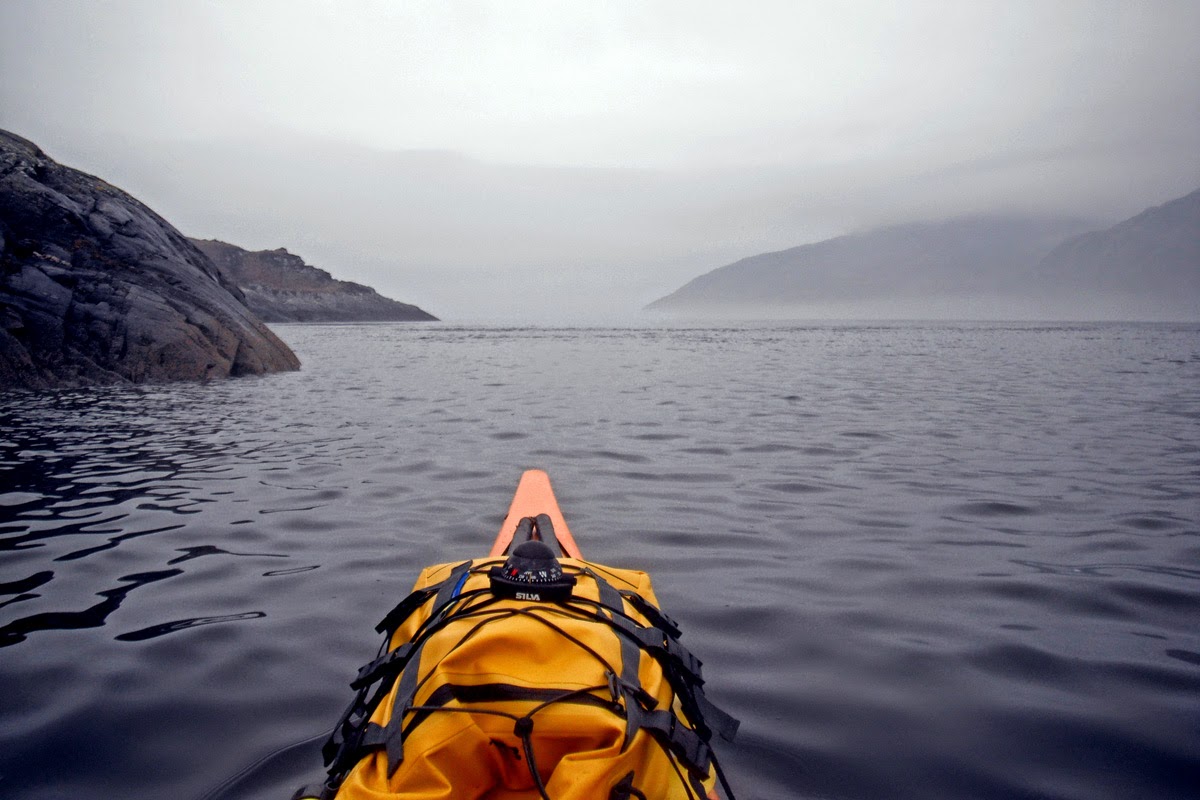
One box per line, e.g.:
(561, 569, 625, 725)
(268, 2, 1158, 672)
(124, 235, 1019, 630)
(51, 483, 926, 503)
(1, 321, 1198, 800)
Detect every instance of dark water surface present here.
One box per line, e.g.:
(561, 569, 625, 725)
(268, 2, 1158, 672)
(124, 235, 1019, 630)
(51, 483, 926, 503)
(2, 322, 1198, 800)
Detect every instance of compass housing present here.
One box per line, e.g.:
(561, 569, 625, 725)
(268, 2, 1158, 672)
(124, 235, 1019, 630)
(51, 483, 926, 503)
(488, 539, 577, 602)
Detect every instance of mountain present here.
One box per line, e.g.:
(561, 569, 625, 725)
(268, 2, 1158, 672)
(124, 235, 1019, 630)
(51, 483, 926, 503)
(647, 216, 1093, 317)
(0, 130, 299, 391)
(189, 239, 437, 323)
(1035, 188, 1199, 315)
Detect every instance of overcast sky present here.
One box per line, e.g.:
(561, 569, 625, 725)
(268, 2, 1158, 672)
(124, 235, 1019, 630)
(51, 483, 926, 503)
(2, 1, 1198, 319)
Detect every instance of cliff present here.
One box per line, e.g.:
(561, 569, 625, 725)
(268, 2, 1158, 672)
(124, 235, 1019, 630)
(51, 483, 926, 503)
(189, 239, 437, 323)
(0, 130, 300, 391)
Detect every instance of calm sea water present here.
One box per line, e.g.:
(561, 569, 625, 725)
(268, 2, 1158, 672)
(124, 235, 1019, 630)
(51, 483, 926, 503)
(1, 321, 1198, 800)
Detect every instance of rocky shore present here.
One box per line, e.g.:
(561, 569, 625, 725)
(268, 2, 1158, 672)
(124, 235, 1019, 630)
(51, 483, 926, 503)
(0, 130, 300, 390)
(190, 239, 437, 323)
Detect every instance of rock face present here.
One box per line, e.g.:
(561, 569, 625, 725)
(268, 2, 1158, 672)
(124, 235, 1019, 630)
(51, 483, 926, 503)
(0, 130, 300, 391)
(190, 239, 437, 323)
(648, 216, 1092, 314)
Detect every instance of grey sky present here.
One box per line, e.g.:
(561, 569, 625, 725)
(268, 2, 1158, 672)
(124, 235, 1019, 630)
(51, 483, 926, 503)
(2, 1, 1198, 319)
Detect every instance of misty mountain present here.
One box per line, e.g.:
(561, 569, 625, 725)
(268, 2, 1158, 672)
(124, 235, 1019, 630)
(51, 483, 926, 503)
(190, 239, 437, 323)
(46, 130, 1193, 320)
(1035, 188, 1199, 303)
(647, 216, 1095, 317)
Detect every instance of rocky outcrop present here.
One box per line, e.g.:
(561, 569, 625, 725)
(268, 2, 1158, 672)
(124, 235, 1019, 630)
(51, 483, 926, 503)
(190, 239, 437, 323)
(0, 130, 300, 391)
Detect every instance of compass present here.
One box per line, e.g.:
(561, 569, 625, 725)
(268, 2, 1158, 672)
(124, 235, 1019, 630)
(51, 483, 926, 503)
(489, 540, 576, 602)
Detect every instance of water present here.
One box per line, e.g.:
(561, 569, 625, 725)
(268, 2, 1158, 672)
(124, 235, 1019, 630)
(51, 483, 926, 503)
(1, 321, 1198, 800)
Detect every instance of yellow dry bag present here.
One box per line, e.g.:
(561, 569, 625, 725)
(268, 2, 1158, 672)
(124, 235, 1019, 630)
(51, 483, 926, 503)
(299, 526, 738, 800)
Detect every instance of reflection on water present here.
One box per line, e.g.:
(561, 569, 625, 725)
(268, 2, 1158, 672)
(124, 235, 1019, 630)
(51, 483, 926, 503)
(0, 568, 183, 647)
(1, 321, 1198, 800)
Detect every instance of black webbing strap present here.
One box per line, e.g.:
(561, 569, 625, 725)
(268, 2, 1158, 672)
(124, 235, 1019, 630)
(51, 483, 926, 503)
(623, 699, 711, 776)
(627, 623, 704, 682)
(619, 590, 681, 639)
(322, 691, 370, 766)
(432, 561, 473, 617)
(358, 722, 388, 750)
(375, 587, 436, 635)
(337, 682, 621, 781)
(586, 569, 645, 747)
(319, 721, 389, 785)
(357, 562, 474, 692)
(351, 642, 414, 691)
(695, 688, 740, 743)
(608, 771, 648, 800)
(328, 560, 477, 778)
(382, 634, 429, 776)
(584, 570, 739, 747)
(581, 571, 704, 684)
(403, 681, 617, 734)
(375, 559, 472, 636)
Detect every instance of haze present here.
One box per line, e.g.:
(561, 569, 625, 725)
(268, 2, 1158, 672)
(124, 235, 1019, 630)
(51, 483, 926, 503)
(2, 1, 1198, 320)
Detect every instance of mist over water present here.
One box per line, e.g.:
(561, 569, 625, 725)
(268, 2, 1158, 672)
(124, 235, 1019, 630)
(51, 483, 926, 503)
(1, 321, 1198, 800)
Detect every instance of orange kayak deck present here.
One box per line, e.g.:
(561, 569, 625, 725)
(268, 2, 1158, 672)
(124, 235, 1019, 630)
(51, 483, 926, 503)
(489, 469, 582, 559)
(487, 471, 721, 800)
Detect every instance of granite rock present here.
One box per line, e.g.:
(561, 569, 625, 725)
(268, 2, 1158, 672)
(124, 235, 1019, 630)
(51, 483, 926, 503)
(191, 238, 437, 322)
(0, 130, 300, 390)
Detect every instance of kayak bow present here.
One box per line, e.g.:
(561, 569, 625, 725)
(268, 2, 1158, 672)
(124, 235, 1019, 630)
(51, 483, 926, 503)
(299, 470, 738, 800)
(490, 469, 581, 559)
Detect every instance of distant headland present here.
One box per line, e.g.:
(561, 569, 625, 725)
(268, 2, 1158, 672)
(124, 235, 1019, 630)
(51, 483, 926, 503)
(648, 189, 1200, 321)
(190, 239, 437, 323)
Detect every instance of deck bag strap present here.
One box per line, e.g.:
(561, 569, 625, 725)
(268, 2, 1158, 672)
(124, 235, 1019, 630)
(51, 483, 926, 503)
(622, 698, 711, 776)
(375, 587, 436, 636)
(580, 569, 679, 644)
(374, 559, 472, 636)
(694, 687, 740, 743)
(586, 570, 646, 730)
(620, 590, 681, 639)
(381, 634, 431, 776)
(587, 571, 739, 745)
(322, 694, 361, 764)
(588, 569, 710, 753)
(357, 723, 388, 751)
(430, 561, 474, 619)
(323, 687, 378, 768)
(623, 622, 742, 743)
(402, 682, 618, 735)
(350, 642, 414, 691)
(335, 577, 479, 765)
(323, 722, 388, 779)
(583, 569, 704, 682)
(659, 657, 739, 745)
(628, 625, 704, 682)
(608, 771, 646, 800)
(589, 570, 642, 683)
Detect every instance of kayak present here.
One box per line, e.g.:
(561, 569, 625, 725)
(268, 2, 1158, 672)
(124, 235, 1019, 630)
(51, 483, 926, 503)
(296, 470, 739, 800)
